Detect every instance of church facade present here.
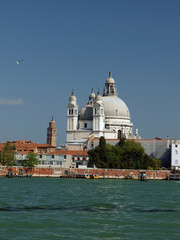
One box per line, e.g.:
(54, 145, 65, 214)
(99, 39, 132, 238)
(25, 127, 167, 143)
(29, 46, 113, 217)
(66, 72, 140, 150)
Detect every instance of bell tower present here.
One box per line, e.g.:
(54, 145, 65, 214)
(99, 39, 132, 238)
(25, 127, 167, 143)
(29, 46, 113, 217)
(66, 90, 78, 142)
(46, 116, 57, 147)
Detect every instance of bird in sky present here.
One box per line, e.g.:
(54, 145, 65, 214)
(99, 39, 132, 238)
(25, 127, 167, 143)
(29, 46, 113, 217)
(15, 59, 23, 64)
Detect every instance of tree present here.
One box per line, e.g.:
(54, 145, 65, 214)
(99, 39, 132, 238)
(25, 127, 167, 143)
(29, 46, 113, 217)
(118, 137, 126, 147)
(88, 148, 101, 168)
(150, 158, 161, 170)
(88, 138, 162, 170)
(121, 140, 145, 169)
(106, 144, 122, 169)
(0, 142, 16, 166)
(99, 136, 106, 164)
(23, 152, 39, 168)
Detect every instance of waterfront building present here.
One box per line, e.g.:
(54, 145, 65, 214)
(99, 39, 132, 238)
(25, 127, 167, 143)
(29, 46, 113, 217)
(66, 72, 141, 150)
(171, 143, 180, 169)
(15, 150, 88, 168)
(0, 140, 56, 154)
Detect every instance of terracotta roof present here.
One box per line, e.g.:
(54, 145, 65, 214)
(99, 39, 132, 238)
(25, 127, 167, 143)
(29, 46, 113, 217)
(37, 144, 56, 148)
(0, 140, 56, 153)
(48, 150, 88, 156)
(16, 151, 33, 155)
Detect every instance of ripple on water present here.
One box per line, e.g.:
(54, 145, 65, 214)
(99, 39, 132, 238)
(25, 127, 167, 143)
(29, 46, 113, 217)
(0, 178, 180, 239)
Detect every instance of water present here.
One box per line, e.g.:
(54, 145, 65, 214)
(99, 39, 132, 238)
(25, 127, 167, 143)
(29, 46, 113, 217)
(0, 178, 179, 240)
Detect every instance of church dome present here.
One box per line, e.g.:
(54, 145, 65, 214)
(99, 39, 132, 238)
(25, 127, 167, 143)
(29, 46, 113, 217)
(79, 104, 93, 120)
(69, 91, 76, 104)
(102, 96, 130, 119)
(95, 91, 103, 104)
(89, 88, 95, 99)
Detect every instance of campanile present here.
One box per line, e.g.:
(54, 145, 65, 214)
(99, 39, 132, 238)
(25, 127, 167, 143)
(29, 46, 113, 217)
(46, 116, 57, 147)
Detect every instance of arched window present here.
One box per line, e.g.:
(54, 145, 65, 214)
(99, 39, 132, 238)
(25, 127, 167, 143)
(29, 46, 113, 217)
(118, 130, 121, 139)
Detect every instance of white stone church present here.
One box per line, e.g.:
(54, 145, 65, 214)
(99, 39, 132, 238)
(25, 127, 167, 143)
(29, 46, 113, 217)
(66, 72, 140, 150)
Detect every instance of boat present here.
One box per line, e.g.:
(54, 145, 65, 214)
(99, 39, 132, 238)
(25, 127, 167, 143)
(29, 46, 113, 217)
(90, 174, 99, 179)
(132, 177, 138, 180)
(75, 173, 90, 179)
(85, 173, 90, 179)
(138, 172, 147, 181)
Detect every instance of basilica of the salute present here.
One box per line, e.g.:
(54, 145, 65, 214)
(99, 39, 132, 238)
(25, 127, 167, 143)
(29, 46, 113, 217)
(66, 72, 141, 151)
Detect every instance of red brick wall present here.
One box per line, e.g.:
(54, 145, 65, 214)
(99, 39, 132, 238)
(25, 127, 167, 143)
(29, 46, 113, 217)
(0, 166, 170, 180)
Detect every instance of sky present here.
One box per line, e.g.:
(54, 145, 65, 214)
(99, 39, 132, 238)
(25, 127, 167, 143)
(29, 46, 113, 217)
(0, 0, 180, 145)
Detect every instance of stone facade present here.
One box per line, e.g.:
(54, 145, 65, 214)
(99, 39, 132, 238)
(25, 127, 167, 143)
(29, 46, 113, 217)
(66, 72, 140, 150)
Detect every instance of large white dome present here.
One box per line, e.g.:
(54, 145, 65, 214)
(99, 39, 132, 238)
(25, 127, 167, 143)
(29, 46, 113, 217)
(102, 96, 130, 119)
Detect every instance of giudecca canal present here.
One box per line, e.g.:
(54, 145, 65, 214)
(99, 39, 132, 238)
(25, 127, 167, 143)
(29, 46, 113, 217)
(0, 178, 179, 239)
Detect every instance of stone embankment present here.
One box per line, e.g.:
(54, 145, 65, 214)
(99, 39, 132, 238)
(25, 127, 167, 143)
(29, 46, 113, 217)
(0, 166, 170, 180)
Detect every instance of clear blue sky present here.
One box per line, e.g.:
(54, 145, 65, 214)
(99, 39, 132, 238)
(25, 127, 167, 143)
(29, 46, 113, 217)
(0, 0, 180, 144)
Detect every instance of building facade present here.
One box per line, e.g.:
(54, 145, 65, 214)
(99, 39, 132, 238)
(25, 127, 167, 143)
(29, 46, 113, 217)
(66, 72, 140, 150)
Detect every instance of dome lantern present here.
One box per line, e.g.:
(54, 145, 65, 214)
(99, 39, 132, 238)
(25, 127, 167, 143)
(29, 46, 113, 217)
(69, 90, 77, 105)
(103, 72, 117, 97)
(88, 88, 95, 104)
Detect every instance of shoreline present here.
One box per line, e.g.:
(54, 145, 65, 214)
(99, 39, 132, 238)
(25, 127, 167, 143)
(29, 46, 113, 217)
(0, 166, 171, 180)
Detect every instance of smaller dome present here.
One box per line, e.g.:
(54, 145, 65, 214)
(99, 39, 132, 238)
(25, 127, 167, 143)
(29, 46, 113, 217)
(69, 91, 76, 104)
(79, 104, 93, 120)
(89, 88, 95, 99)
(95, 91, 102, 104)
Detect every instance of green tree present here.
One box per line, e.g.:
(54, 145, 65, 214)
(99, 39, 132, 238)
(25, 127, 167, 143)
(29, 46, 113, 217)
(118, 137, 126, 147)
(99, 136, 106, 164)
(106, 144, 122, 169)
(23, 152, 39, 168)
(150, 158, 161, 170)
(0, 142, 16, 166)
(121, 140, 145, 169)
(88, 138, 162, 170)
(88, 148, 101, 168)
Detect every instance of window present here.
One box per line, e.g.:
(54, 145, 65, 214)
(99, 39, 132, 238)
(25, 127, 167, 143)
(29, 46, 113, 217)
(84, 123, 87, 128)
(52, 155, 54, 159)
(69, 109, 73, 115)
(64, 155, 66, 159)
(39, 155, 42, 159)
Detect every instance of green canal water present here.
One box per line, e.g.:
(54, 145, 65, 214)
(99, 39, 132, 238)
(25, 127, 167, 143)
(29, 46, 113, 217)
(0, 178, 179, 240)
